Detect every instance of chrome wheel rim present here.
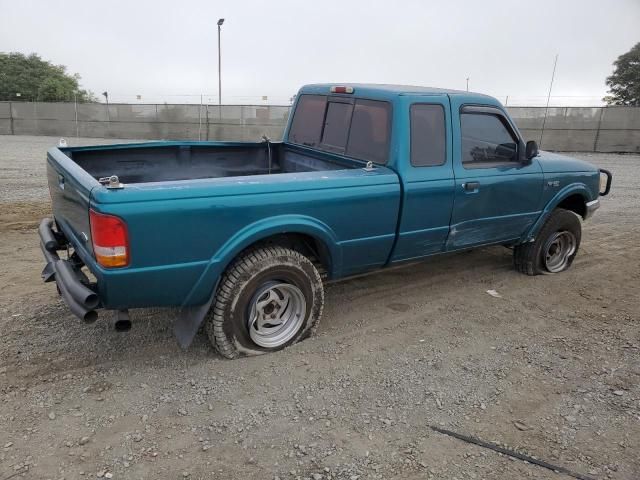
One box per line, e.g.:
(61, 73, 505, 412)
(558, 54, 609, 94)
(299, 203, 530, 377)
(543, 231, 576, 273)
(247, 281, 306, 348)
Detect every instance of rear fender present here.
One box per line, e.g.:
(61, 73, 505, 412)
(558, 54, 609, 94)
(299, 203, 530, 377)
(182, 215, 341, 308)
(522, 183, 591, 242)
(173, 215, 340, 348)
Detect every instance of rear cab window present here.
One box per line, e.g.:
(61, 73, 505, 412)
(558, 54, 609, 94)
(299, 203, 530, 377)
(288, 95, 327, 147)
(288, 94, 392, 164)
(321, 101, 353, 151)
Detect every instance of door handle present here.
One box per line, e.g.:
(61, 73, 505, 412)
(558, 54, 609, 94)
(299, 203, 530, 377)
(462, 181, 480, 192)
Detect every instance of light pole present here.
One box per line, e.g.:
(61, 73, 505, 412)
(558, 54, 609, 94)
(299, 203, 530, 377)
(217, 18, 224, 107)
(466, 77, 470, 92)
(102, 91, 110, 121)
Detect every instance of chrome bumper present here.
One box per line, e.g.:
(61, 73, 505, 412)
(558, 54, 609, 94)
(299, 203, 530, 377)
(584, 199, 600, 220)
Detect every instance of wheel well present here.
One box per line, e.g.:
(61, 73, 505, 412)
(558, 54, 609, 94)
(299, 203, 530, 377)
(247, 233, 332, 278)
(556, 194, 586, 219)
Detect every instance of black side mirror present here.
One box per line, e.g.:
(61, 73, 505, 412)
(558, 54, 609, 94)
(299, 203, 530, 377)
(525, 140, 539, 160)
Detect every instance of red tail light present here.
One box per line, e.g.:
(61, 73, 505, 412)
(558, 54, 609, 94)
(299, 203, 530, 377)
(89, 209, 129, 268)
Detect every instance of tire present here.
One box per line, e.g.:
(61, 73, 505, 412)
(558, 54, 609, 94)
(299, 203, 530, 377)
(206, 245, 324, 359)
(514, 208, 582, 276)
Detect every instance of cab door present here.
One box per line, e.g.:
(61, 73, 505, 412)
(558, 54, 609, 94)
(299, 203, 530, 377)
(390, 95, 455, 263)
(447, 101, 543, 250)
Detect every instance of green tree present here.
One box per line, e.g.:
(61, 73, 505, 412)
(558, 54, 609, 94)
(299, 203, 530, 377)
(604, 42, 640, 106)
(0, 52, 96, 102)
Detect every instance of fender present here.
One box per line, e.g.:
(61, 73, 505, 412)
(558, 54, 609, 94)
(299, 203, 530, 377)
(172, 215, 341, 348)
(522, 182, 592, 242)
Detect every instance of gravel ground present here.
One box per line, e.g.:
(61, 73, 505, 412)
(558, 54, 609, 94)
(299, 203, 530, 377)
(0, 135, 639, 480)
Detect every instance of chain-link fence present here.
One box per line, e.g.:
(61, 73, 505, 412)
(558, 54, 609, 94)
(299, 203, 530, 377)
(1, 101, 639, 152)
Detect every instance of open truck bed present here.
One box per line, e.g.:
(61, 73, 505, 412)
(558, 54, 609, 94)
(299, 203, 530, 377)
(66, 141, 348, 183)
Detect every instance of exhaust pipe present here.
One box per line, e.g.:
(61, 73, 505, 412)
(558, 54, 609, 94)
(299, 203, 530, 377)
(114, 320, 131, 332)
(114, 310, 131, 332)
(55, 260, 99, 309)
(56, 275, 98, 323)
(39, 218, 60, 252)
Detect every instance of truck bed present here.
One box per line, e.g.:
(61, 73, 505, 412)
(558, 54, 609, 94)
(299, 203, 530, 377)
(64, 142, 348, 184)
(46, 139, 401, 312)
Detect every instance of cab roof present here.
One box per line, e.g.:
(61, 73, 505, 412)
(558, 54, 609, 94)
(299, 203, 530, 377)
(299, 83, 495, 101)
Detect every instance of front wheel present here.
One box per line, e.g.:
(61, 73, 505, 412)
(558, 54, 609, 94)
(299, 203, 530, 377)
(206, 246, 324, 358)
(514, 208, 582, 275)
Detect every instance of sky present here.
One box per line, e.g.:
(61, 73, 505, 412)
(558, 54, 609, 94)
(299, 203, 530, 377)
(1, 0, 639, 105)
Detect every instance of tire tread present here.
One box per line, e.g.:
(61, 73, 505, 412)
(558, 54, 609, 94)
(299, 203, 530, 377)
(205, 245, 323, 359)
(513, 208, 581, 276)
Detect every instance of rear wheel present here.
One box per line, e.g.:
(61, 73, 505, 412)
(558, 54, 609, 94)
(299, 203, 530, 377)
(514, 208, 582, 275)
(206, 246, 324, 358)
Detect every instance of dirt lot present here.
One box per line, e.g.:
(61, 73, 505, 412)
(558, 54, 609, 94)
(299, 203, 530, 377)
(0, 135, 638, 480)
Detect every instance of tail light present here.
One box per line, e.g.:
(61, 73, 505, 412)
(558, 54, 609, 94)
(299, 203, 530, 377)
(89, 209, 129, 267)
(330, 85, 354, 94)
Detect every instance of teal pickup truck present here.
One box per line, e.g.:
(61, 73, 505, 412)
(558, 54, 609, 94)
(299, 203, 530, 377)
(40, 84, 612, 358)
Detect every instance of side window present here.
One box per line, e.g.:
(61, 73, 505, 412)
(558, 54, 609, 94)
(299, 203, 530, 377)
(346, 99, 391, 164)
(460, 113, 518, 168)
(288, 95, 327, 147)
(410, 104, 446, 166)
(320, 101, 353, 151)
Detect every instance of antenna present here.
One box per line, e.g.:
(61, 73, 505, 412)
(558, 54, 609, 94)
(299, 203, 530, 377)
(539, 54, 559, 147)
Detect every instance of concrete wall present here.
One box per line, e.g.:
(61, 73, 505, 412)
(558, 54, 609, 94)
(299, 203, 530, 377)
(1, 101, 639, 153)
(507, 106, 640, 153)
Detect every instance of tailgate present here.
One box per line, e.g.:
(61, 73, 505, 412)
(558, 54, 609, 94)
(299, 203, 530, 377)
(46, 147, 100, 254)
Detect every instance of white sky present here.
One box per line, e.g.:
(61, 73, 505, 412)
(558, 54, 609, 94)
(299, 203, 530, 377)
(1, 0, 639, 105)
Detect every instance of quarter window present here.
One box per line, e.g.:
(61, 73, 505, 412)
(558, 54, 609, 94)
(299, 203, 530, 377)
(460, 113, 518, 168)
(410, 104, 446, 166)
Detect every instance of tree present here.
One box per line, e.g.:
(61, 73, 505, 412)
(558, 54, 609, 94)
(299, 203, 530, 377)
(0, 52, 96, 102)
(603, 42, 640, 106)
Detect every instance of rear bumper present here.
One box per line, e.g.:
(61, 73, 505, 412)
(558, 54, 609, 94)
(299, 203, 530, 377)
(41, 217, 213, 311)
(39, 218, 100, 323)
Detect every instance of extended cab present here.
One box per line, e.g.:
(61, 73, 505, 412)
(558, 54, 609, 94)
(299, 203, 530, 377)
(40, 84, 612, 357)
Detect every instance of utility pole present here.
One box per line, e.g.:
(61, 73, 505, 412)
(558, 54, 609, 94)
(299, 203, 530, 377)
(466, 77, 470, 91)
(217, 18, 224, 107)
(74, 91, 79, 138)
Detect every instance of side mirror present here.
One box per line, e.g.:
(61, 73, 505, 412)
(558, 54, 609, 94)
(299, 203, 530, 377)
(525, 140, 539, 160)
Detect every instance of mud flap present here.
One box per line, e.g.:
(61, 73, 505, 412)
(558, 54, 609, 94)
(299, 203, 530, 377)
(173, 291, 216, 349)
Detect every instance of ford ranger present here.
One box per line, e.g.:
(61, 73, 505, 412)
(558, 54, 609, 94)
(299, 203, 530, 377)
(39, 84, 612, 358)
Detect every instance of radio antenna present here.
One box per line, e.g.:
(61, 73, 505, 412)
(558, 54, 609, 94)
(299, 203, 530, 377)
(539, 54, 559, 147)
